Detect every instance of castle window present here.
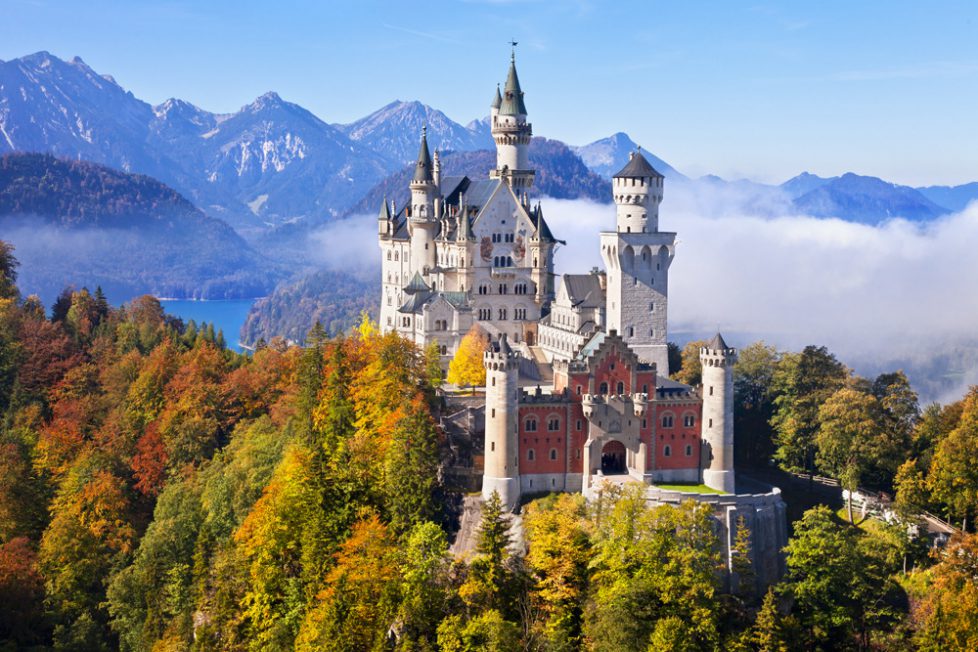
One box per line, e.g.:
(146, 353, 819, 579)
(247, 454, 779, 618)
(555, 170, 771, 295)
(387, 296, 392, 306)
(683, 414, 695, 427)
(662, 414, 674, 428)
(627, 326, 634, 337)
(425, 243, 428, 250)
(685, 444, 693, 456)
(491, 442, 495, 452)
(548, 417, 560, 431)
(576, 385, 582, 395)
(616, 382, 624, 394)
(709, 386, 714, 396)
(498, 308, 507, 320)
(650, 302, 654, 312)
(664, 445, 671, 457)
(709, 418, 713, 428)
(525, 418, 537, 432)
(599, 382, 608, 395)
(576, 419, 582, 430)
(491, 409, 495, 418)
(394, 252, 399, 261)
(576, 449, 581, 459)
(387, 252, 391, 260)
(550, 448, 558, 461)
(642, 384, 648, 394)
(492, 377, 496, 387)
(642, 418, 647, 429)
(441, 346, 447, 355)
(528, 449, 535, 461)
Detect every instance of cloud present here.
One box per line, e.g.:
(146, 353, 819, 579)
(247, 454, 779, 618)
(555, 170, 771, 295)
(306, 195, 978, 403)
(541, 196, 978, 403)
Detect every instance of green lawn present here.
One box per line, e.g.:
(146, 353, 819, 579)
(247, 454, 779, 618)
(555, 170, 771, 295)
(653, 483, 728, 495)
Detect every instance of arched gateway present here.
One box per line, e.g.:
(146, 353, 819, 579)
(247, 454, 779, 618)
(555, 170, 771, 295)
(600, 440, 626, 474)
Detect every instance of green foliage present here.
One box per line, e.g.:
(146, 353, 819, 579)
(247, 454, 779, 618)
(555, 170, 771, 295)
(673, 339, 708, 386)
(733, 341, 780, 467)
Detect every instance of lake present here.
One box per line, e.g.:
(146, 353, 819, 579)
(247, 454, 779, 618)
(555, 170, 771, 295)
(158, 299, 258, 352)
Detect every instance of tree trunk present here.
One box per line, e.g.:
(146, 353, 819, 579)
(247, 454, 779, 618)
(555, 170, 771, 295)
(847, 489, 854, 525)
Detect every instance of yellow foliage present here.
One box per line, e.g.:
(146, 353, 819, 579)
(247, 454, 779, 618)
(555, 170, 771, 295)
(447, 326, 487, 389)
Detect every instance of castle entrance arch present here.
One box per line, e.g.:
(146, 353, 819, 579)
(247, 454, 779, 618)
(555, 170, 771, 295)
(601, 440, 627, 475)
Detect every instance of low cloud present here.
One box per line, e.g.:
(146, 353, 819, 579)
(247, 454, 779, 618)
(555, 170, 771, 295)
(306, 195, 978, 403)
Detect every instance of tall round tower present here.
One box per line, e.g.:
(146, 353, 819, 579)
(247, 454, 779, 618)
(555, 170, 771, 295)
(613, 150, 664, 234)
(491, 52, 534, 189)
(409, 126, 438, 274)
(482, 334, 520, 510)
(700, 333, 736, 493)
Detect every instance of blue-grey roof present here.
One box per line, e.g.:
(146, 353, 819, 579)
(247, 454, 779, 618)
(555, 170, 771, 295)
(499, 56, 527, 116)
(463, 178, 501, 210)
(613, 151, 663, 179)
(576, 331, 606, 361)
(404, 271, 431, 294)
(706, 332, 729, 350)
(413, 129, 434, 183)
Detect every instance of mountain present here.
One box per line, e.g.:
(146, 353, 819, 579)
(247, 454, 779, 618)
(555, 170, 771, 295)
(0, 52, 392, 234)
(574, 132, 685, 180)
(0, 153, 281, 304)
(241, 269, 379, 346)
(916, 182, 978, 213)
(792, 173, 950, 224)
(336, 100, 493, 165)
(780, 172, 832, 199)
(346, 137, 611, 217)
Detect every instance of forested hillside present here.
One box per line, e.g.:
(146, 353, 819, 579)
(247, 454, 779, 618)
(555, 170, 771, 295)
(1, 241, 977, 651)
(0, 153, 280, 304)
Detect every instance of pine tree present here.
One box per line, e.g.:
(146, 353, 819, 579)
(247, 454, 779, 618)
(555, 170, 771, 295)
(731, 515, 756, 602)
(752, 588, 789, 652)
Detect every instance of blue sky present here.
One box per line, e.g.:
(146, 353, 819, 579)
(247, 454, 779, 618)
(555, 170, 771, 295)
(3, 0, 976, 185)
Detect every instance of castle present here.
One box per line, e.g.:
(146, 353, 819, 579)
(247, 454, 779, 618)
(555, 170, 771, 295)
(379, 53, 787, 587)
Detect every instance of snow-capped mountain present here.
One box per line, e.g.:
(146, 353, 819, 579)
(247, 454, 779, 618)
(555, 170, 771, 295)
(573, 132, 685, 180)
(336, 100, 493, 164)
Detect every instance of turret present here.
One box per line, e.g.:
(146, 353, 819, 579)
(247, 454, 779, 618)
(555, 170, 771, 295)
(613, 150, 664, 234)
(409, 126, 438, 275)
(700, 333, 736, 493)
(482, 334, 520, 510)
(377, 195, 392, 237)
(490, 52, 534, 189)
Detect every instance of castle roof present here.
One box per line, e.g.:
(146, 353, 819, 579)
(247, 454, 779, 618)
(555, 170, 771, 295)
(532, 204, 561, 243)
(613, 150, 663, 180)
(496, 333, 513, 355)
(499, 55, 528, 116)
(491, 84, 502, 109)
(561, 273, 605, 309)
(412, 128, 434, 183)
(398, 291, 433, 314)
(404, 271, 431, 294)
(378, 196, 392, 221)
(706, 332, 729, 350)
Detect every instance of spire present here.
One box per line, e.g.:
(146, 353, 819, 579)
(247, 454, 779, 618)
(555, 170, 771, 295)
(497, 333, 512, 355)
(499, 53, 527, 116)
(413, 125, 433, 183)
(706, 332, 730, 351)
(378, 195, 392, 221)
(491, 83, 502, 109)
(613, 149, 663, 179)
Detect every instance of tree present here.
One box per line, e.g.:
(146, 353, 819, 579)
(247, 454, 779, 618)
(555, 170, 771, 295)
(437, 610, 520, 652)
(730, 516, 756, 602)
(447, 326, 487, 392)
(912, 533, 978, 650)
(770, 346, 848, 476)
(523, 493, 591, 649)
(397, 521, 451, 648)
(673, 339, 708, 386)
(383, 395, 442, 536)
(751, 588, 790, 652)
(667, 341, 682, 377)
(0, 240, 18, 300)
(928, 387, 978, 530)
(424, 340, 444, 391)
(733, 341, 780, 468)
(460, 491, 515, 616)
(816, 386, 884, 523)
(0, 536, 47, 647)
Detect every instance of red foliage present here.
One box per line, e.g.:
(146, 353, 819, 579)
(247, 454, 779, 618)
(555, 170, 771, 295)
(16, 316, 83, 399)
(131, 424, 168, 497)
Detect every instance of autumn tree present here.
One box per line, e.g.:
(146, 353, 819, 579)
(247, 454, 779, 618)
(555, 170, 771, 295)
(673, 339, 708, 386)
(447, 326, 487, 392)
(928, 386, 978, 530)
(912, 532, 978, 650)
(816, 386, 884, 523)
(0, 240, 18, 300)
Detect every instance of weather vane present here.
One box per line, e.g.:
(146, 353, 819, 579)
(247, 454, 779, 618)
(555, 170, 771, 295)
(510, 38, 518, 60)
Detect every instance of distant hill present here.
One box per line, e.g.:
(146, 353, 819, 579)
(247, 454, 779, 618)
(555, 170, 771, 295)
(241, 269, 379, 346)
(792, 173, 950, 224)
(347, 137, 611, 218)
(915, 182, 978, 212)
(0, 153, 281, 304)
(780, 172, 832, 199)
(574, 132, 685, 180)
(336, 100, 493, 165)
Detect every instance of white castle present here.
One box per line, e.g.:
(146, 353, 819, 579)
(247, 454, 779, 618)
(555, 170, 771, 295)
(379, 52, 787, 588)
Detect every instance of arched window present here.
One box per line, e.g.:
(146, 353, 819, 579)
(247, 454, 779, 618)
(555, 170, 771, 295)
(627, 326, 634, 337)
(685, 444, 693, 456)
(599, 382, 608, 394)
(440, 345, 447, 355)
(528, 449, 535, 461)
(547, 416, 560, 431)
(525, 417, 537, 432)
(549, 448, 558, 461)
(683, 414, 695, 427)
(662, 414, 674, 428)
(387, 251, 391, 260)
(616, 381, 624, 394)
(394, 252, 399, 261)
(663, 445, 672, 457)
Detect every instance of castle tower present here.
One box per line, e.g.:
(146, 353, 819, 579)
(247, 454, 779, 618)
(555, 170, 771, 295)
(490, 52, 534, 189)
(600, 151, 674, 372)
(700, 333, 736, 493)
(482, 334, 520, 510)
(409, 127, 438, 275)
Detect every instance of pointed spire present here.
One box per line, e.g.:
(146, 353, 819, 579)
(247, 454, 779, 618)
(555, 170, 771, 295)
(499, 53, 527, 116)
(491, 83, 502, 109)
(412, 125, 433, 183)
(497, 333, 512, 355)
(378, 194, 392, 221)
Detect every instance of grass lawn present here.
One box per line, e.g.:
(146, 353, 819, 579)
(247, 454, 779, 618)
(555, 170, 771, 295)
(653, 483, 728, 495)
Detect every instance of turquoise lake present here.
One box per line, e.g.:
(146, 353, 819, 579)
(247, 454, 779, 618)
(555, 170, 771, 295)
(158, 299, 258, 352)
